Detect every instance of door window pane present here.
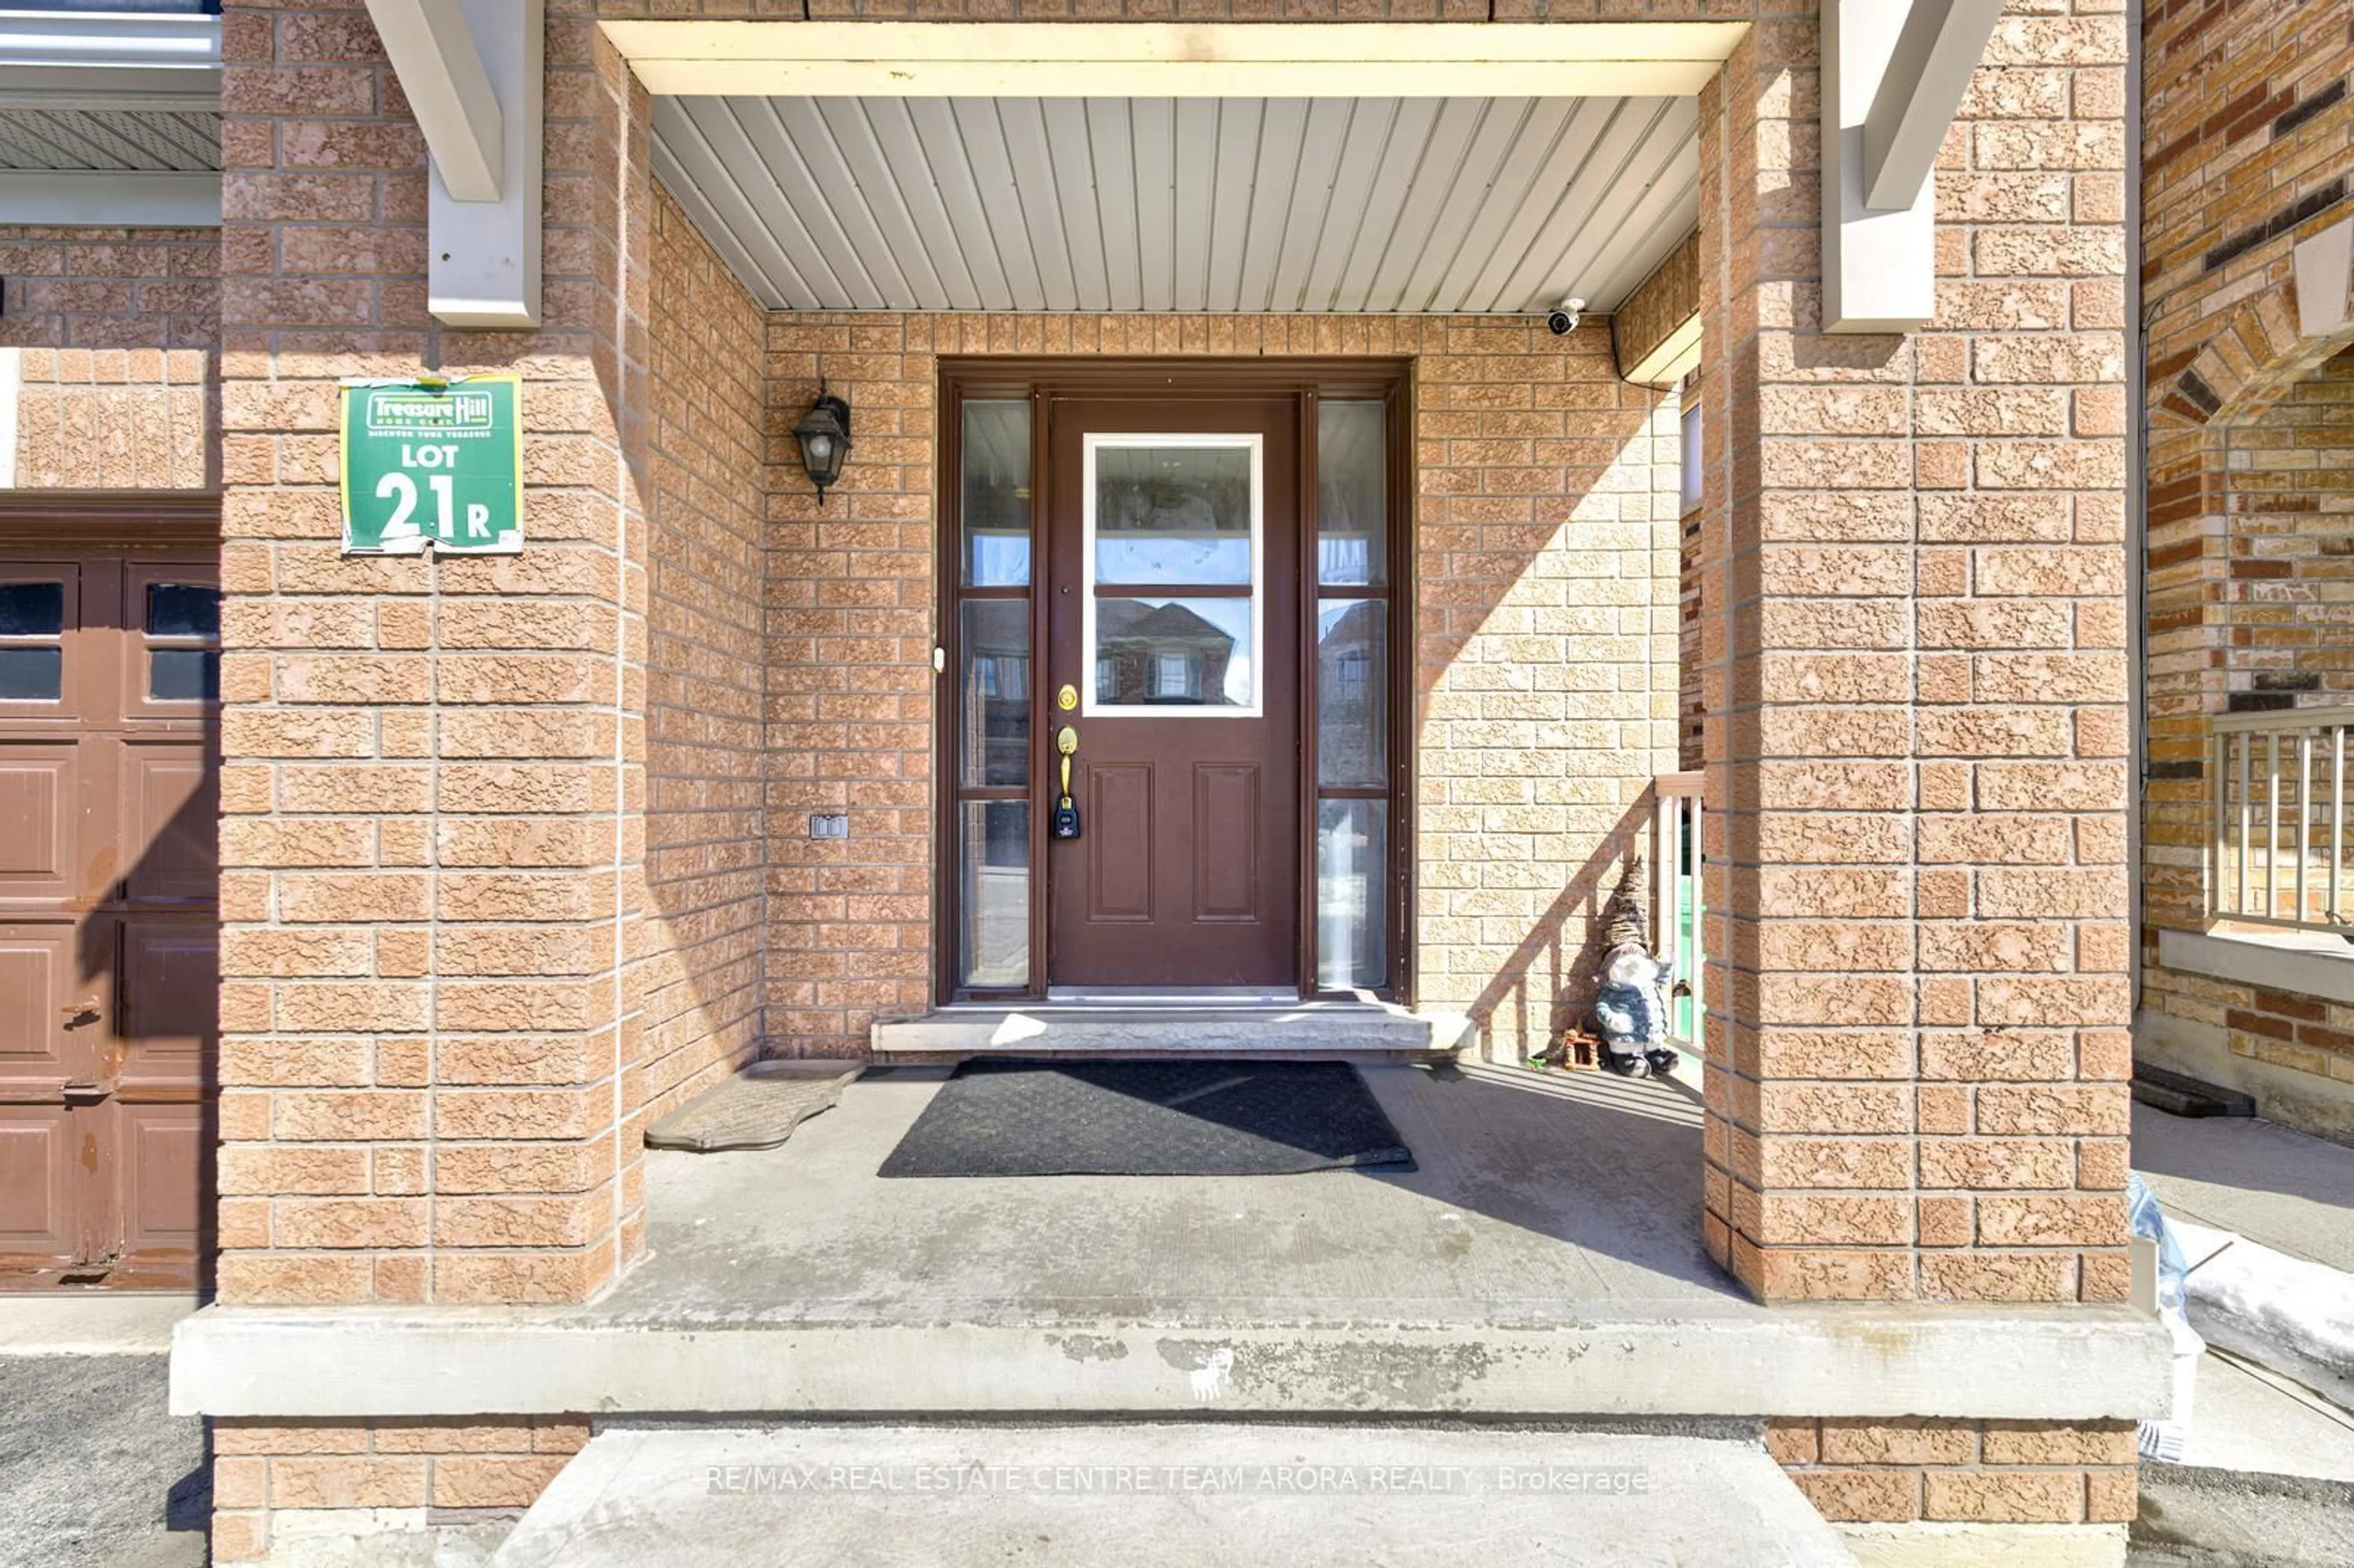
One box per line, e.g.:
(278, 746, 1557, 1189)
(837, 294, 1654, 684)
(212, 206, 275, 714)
(960, 800, 1030, 988)
(1093, 442, 1254, 585)
(1316, 599, 1386, 788)
(962, 400, 1032, 587)
(150, 649, 220, 702)
(147, 582, 221, 638)
(959, 601, 1030, 787)
(1317, 800, 1388, 991)
(0, 582, 64, 636)
(1317, 401, 1385, 586)
(1093, 597, 1254, 709)
(0, 647, 61, 701)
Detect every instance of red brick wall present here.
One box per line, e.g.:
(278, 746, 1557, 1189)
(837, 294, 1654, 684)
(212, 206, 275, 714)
(2138, 349, 2354, 1119)
(2219, 350, 2354, 715)
(0, 226, 216, 489)
(2138, 0, 2354, 1138)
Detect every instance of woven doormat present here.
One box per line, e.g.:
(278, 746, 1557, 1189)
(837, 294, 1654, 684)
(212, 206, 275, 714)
(878, 1058, 1415, 1178)
(644, 1060, 859, 1154)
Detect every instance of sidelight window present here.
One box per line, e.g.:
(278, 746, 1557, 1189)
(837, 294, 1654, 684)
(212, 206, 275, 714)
(1313, 401, 1392, 992)
(951, 399, 1035, 988)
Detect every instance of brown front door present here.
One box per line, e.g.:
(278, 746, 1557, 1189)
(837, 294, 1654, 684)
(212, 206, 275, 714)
(0, 549, 218, 1289)
(1046, 398, 1301, 988)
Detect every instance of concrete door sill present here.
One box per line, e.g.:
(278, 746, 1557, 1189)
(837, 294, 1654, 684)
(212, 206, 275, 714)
(871, 1002, 1474, 1059)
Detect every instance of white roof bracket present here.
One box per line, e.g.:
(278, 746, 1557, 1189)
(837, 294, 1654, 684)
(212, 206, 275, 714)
(1862, 0, 2007, 212)
(365, 0, 542, 329)
(363, 0, 502, 200)
(1821, 0, 2000, 334)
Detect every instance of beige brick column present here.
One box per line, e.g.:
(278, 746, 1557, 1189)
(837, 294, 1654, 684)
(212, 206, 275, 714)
(1694, 6, 2133, 1306)
(215, 2, 650, 1305)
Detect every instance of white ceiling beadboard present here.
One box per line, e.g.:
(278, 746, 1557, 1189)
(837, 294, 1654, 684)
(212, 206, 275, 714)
(0, 106, 217, 170)
(649, 94, 1697, 316)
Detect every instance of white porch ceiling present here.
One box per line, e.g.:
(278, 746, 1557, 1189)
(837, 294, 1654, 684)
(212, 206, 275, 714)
(650, 94, 1697, 316)
(0, 105, 216, 170)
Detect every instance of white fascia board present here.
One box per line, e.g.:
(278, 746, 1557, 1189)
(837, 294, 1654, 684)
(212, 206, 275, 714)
(362, 0, 502, 202)
(600, 20, 1750, 97)
(1862, 0, 2006, 211)
(1822, 0, 1935, 333)
(0, 169, 218, 226)
(1624, 314, 1704, 388)
(0, 9, 220, 109)
(0, 65, 218, 111)
(0, 10, 219, 70)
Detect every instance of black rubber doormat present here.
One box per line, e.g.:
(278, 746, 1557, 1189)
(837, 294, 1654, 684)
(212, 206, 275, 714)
(877, 1058, 1415, 1177)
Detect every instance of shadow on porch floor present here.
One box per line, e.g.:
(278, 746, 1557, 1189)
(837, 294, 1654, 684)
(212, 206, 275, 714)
(605, 1060, 1734, 1325)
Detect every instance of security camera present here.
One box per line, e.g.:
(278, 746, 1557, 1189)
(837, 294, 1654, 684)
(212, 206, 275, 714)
(1545, 297, 1586, 337)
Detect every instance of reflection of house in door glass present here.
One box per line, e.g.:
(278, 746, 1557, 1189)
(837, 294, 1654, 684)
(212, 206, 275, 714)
(1094, 446, 1254, 585)
(962, 605, 1031, 787)
(1095, 598, 1250, 706)
(1317, 599, 1381, 783)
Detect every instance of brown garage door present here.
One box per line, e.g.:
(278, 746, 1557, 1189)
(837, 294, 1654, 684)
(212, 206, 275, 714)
(0, 523, 218, 1291)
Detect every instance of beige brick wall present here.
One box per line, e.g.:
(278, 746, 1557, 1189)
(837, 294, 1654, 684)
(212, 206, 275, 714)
(2138, 0, 2354, 1137)
(1693, 4, 2135, 1303)
(763, 311, 1680, 1060)
(211, 0, 2139, 1314)
(210, 1417, 587, 1564)
(215, 2, 651, 1307)
(207, 2, 2145, 1549)
(0, 226, 217, 489)
(642, 188, 771, 1116)
(1767, 1417, 2136, 1527)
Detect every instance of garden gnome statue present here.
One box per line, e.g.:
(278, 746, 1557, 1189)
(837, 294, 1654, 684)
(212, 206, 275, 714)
(1591, 853, 1676, 1078)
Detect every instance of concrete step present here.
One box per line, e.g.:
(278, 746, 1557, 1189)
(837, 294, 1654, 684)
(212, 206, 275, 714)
(2130, 1064, 2254, 1119)
(871, 1003, 1474, 1059)
(488, 1423, 1856, 1568)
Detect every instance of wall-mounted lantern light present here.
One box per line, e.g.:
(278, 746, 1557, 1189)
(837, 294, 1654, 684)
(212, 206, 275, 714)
(792, 381, 852, 505)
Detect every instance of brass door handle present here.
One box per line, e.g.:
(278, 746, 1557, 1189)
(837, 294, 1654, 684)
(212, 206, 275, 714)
(1056, 726, 1078, 799)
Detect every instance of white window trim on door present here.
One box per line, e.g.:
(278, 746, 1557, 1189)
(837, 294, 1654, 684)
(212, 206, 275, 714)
(1080, 430, 1265, 720)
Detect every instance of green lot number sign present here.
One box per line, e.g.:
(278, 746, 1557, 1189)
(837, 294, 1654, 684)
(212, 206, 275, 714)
(340, 375, 524, 554)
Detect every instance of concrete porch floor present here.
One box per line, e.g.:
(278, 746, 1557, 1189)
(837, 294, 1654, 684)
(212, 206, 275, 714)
(609, 1061, 1726, 1321)
(174, 1062, 2169, 1426)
